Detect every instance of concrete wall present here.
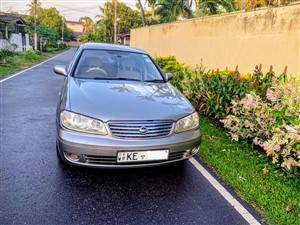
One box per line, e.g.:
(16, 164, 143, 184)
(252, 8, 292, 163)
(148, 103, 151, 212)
(0, 33, 32, 51)
(130, 4, 300, 75)
(9, 33, 23, 51)
(0, 39, 11, 50)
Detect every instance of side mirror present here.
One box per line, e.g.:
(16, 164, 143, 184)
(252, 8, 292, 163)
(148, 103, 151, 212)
(165, 72, 173, 81)
(53, 65, 67, 76)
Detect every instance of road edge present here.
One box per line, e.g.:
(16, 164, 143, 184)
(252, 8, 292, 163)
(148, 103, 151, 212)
(189, 157, 263, 225)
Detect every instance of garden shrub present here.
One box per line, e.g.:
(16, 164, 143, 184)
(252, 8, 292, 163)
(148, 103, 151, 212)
(221, 76, 300, 173)
(156, 56, 300, 173)
(156, 56, 187, 92)
(20, 50, 40, 61)
(44, 41, 58, 52)
(187, 69, 249, 118)
(156, 56, 274, 119)
(0, 49, 15, 61)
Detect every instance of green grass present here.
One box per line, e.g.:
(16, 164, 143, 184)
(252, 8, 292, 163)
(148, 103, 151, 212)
(0, 48, 68, 77)
(198, 116, 300, 225)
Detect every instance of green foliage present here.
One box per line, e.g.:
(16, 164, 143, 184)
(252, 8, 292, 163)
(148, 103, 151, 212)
(25, 5, 63, 43)
(0, 49, 68, 77)
(19, 50, 40, 61)
(78, 32, 101, 43)
(39, 7, 63, 34)
(93, 2, 142, 43)
(0, 49, 15, 61)
(79, 17, 95, 33)
(156, 0, 192, 22)
(156, 56, 187, 92)
(195, 0, 235, 16)
(192, 70, 249, 118)
(36, 25, 59, 41)
(63, 27, 75, 42)
(156, 56, 300, 174)
(156, 56, 277, 119)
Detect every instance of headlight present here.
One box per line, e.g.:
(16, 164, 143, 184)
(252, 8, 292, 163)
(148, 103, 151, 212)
(175, 112, 199, 133)
(60, 111, 107, 135)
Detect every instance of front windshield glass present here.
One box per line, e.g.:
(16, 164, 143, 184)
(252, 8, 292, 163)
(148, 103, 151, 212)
(73, 49, 164, 82)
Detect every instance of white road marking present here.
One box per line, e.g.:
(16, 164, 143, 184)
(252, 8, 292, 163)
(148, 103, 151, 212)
(189, 157, 261, 225)
(0, 51, 68, 83)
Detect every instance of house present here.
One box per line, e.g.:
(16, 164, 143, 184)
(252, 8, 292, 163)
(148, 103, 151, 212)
(65, 20, 84, 38)
(0, 12, 31, 51)
(117, 33, 130, 46)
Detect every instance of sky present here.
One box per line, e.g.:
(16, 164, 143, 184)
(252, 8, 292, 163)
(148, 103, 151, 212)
(0, 0, 143, 21)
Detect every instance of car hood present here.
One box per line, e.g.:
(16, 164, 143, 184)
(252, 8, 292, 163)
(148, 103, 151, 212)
(68, 78, 194, 122)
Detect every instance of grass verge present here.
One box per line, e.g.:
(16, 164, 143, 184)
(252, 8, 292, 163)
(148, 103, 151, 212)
(199, 116, 300, 225)
(0, 48, 69, 77)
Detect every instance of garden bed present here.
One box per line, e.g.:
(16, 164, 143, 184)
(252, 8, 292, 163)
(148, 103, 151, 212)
(156, 56, 300, 224)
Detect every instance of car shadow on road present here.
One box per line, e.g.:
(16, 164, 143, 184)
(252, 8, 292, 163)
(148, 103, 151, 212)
(57, 160, 188, 188)
(52, 161, 194, 223)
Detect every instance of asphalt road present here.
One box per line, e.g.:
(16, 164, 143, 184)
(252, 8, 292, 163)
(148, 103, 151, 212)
(0, 48, 262, 225)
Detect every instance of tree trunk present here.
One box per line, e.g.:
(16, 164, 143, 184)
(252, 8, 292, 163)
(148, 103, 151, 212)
(195, 0, 199, 8)
(151, 3, 155, 17)
(137, 0, 146, 26)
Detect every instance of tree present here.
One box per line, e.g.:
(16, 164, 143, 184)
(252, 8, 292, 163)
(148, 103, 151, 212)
(25, 0, 43, 25)
(36, 24, 59, 41)
(63, 27, 75, 41)
(156, 0, 192, 23)
(195, 0, 235, 15)
(27, 0, 42, 15)
(94, 2, 142, 43)
(136, 0, 146, 26)
(79, 17, 95, 33)
(25, 4, 64, 36)
(147, 0, 157, 17)
(8, 11, 20, 16)
(40, 7, 63, 33)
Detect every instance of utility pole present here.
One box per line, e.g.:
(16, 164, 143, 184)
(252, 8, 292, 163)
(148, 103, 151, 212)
(33, 0, 37, 51)
(61, 17, 65, 43)
(104, 2, 107, 43)
(113, 0, 117, 44)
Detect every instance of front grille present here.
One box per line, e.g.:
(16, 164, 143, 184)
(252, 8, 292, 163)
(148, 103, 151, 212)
(84, 155, 116, 164)
(169, 150, 187, 160)
(108, 121, 173, 139)
(83, 150, 188, 165)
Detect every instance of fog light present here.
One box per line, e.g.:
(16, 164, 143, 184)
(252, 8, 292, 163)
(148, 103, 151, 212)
(68, 153, 79, 161)
(191, 147, 199, 155)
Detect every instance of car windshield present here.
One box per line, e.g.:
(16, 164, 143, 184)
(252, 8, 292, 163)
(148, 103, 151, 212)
(73, 49, 164, 82)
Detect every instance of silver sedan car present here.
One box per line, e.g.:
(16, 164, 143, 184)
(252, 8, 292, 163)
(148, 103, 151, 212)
(54, 43, 201, 168)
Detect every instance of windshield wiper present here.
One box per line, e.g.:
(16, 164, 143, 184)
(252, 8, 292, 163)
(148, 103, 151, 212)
(144, 79, 164, 83)
(117, 77, 141, 81)
(87, 77, 142, 81)
(92, 77, 117, 80)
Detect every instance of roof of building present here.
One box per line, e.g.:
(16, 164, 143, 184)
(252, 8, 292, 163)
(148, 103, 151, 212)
(65, 21, 83, 25)
(117, 33, 130, 38)
(0, 13, 26, 24)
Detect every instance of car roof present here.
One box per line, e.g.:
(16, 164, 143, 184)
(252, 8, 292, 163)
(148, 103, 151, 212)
(82, 43, 146, 54)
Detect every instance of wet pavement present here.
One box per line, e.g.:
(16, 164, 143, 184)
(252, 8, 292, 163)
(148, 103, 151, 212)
(0, 48, 261, 225)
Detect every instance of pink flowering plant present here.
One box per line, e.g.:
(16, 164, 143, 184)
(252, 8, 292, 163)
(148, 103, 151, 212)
(221, 77, 300, 173)
(156, 56, 299, 173)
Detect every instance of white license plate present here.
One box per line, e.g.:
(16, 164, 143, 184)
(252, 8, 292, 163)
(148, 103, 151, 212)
(117, 150, 169, 163)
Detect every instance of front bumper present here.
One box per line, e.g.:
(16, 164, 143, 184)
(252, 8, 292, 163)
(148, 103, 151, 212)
(57, 125, 201, 168)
